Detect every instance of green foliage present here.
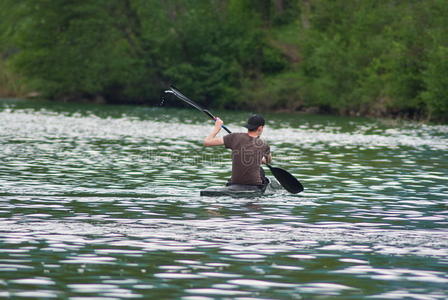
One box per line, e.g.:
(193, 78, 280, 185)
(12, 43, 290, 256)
(2, 0, 157, 102)
(241, 71, 303, 110)
(158, 1, 259, 107)
(0, 58, 27, 97)
(422, 46, 448, 121)
(295, 0, 448, 121)
(0, 0, 447, 122)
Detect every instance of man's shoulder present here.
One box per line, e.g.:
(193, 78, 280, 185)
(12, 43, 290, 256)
(255, 137, 269, 147)
(224, 132, 242, 148)
(234, 132, 248, 138)
(224, 132, 251, 149)
(225, 132, 246, 140)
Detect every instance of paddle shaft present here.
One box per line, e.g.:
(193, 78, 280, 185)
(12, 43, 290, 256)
(165, 87, 231, 133)
(203, 109, 231, 134)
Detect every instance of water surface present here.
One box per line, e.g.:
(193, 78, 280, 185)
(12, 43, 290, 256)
(0, 99, 447, 299)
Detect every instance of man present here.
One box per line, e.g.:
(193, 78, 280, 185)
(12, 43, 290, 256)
(203, 114, 272, 186)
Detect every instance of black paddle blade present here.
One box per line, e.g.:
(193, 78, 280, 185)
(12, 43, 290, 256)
(267, 165, 304, 194)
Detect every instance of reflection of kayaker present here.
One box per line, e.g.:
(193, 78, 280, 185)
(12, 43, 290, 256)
(204, 114, 271, 187)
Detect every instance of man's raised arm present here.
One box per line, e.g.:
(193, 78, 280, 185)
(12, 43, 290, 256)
(204, 118, 225, 147)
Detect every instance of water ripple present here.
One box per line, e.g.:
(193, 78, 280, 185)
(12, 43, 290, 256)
(0, 101, 447, 299)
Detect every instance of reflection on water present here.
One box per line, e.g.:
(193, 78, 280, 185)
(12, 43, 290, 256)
(0, 99, 447, 299)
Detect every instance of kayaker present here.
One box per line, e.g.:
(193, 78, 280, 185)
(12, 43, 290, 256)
(204, 114, 271, 186)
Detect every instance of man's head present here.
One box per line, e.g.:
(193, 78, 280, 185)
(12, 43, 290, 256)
(244, 114, 265, 136)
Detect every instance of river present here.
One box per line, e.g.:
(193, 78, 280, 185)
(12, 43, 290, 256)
(0, 98, 447, 299)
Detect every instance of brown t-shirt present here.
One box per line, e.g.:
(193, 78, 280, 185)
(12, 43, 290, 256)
(223, 133, 270, 185)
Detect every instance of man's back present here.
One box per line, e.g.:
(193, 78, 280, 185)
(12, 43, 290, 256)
(223, 133, 270, 185)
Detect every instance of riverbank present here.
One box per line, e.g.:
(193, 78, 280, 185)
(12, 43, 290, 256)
(1, 94, 440, 126)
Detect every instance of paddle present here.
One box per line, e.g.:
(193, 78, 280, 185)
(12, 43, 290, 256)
(265, 164, 303, 194)
(164, 86, 304, 194)
(165, 86, 231, 134)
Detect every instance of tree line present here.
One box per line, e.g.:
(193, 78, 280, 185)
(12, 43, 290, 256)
(1, 0, 447, 122)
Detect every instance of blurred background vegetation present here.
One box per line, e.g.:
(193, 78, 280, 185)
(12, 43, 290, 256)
(0, 0, 447, 122)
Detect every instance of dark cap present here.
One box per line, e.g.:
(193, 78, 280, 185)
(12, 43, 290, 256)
(244, 114, 265, 131)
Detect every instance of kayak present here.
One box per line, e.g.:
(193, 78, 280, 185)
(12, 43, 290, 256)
(200, 178, 281, 197)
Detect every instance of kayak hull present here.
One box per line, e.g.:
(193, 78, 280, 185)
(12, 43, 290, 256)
(200, 182, 271, 198)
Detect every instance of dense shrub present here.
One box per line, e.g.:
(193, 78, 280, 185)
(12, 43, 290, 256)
(0, 0, 446, 122)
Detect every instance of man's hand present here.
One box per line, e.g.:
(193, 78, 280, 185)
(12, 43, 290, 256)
(262, 153, 272, 164)
(214, 117, 224, 129)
